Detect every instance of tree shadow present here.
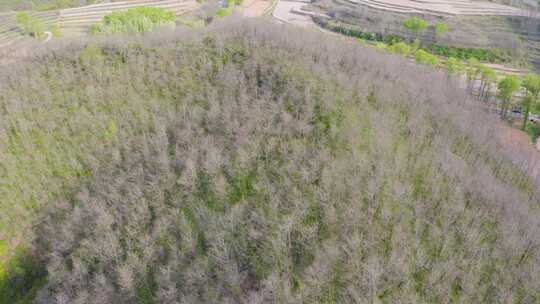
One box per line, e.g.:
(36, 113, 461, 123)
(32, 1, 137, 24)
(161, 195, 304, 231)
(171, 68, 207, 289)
(0, 244, 47, 304)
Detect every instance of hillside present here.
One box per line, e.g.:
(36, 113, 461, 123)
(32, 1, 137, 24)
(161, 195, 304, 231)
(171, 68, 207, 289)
(1, 20, 539, 303)
(306, 0, 540, 69)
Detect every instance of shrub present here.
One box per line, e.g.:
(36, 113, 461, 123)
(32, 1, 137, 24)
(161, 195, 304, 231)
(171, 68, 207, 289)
(314, 18, 508, 64)
(50, 24, 62, 38)
(425, 44, 510, 63)
(415, 49, 439, 66)
(434, 22, 448, 37)
(388, 42, 411, 57)
(525, 122, 540, 143)
(216, 0, 241, 18)
(403, 17, 427, 35)
(375, 42, 388, 51)
(444, 57, 465, 74)
(91, 7, 176, 34)
(15, 12, 44, 38)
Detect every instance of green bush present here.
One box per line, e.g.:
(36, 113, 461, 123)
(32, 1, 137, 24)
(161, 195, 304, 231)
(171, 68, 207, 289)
(525, 122, 540, 143)
(434, 22, 448, 37)
(403, 17, 427, 34)
(425, 44, 510, 63)
(444, 57, 465, 74)
(216, 0, 241, 18)
(15, 12, 44, 38)
(388, 42, 412, 57)
(314, 18, 508, 64)
(312, 18, 402, 44)
(375, 42, 388, 51)
(50, 24, 62, 38)
(91, 7, 176, 34)
(532, 102, 540, 116)
(415, 49, 439, 66)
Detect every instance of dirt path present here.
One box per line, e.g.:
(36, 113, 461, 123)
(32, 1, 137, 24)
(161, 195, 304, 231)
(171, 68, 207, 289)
(241, 0, 274, 17)
(272, 0, 315, 27)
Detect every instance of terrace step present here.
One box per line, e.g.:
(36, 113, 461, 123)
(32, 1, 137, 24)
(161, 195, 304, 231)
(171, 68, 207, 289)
(61, 0, 160, 13)
(60, 6, 196, 26)
(61, 0, 185, 15)
(346, 0, 422, 14)
(60, 2, 194, 20)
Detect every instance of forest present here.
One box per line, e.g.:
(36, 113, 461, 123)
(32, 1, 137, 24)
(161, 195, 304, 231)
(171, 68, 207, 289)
(0, 19, 539, 303)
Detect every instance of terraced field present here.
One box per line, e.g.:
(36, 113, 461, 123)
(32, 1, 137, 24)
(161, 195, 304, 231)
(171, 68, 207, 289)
(306, 0, 540, 70)
(0, 0, 200, 51)
(348, 0, 530, 17)
(59, 0, 200, 36)
(0, 11, 57, 49)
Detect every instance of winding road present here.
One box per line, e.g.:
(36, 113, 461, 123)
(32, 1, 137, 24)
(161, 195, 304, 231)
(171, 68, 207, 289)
(43, 31, 52, 43)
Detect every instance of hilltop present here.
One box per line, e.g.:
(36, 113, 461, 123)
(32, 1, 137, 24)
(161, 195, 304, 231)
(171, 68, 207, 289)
(0, 20, 539, 303)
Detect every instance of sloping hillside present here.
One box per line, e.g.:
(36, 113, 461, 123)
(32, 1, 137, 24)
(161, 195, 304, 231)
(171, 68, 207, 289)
(0, 20, 539, 303)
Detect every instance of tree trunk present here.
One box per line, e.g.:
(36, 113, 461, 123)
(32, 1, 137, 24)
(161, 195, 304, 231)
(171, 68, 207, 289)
(501, 99, 508, 119)
(523, 95, 537, 130)
(522, 104, 530, 130)
(483, 83, 491, 102)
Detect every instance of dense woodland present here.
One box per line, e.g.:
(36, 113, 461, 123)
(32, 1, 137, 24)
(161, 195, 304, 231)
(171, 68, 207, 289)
(0, 20, 539, 303)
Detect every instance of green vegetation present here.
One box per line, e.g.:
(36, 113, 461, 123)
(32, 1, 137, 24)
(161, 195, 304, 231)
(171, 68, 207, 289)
(444, 57, 465, 74)
(15, 12, 44, 38)
(414, 49, 439, 66)
(91, 7, 176, 35)
(533, 102, 540, 116)
(521, 74, 540, 129)
(177, 17, 206, 28)
(0, 20, 539, 303)
(434, 22, 448, 38)
(525, 122, 540, 143)
(476, 65, 497, 102)
(49, 23, 62, 38)
(403, 16, 427, 39)
(425, 44, 511, 63)
(314, 18, 511, 64)
(0, 247, 46, 304)
(388, 41, 411, 56)
(497, 75, 521, 119)
(216, 0, 241, 18)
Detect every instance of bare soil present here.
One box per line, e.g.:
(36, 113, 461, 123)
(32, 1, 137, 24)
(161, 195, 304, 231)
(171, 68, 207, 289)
(241, 0, 273, 17)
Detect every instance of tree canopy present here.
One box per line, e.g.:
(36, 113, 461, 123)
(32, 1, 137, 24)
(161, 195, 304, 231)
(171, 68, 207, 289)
(403, 17, 428, 34)
(90, 7, 176, 34)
